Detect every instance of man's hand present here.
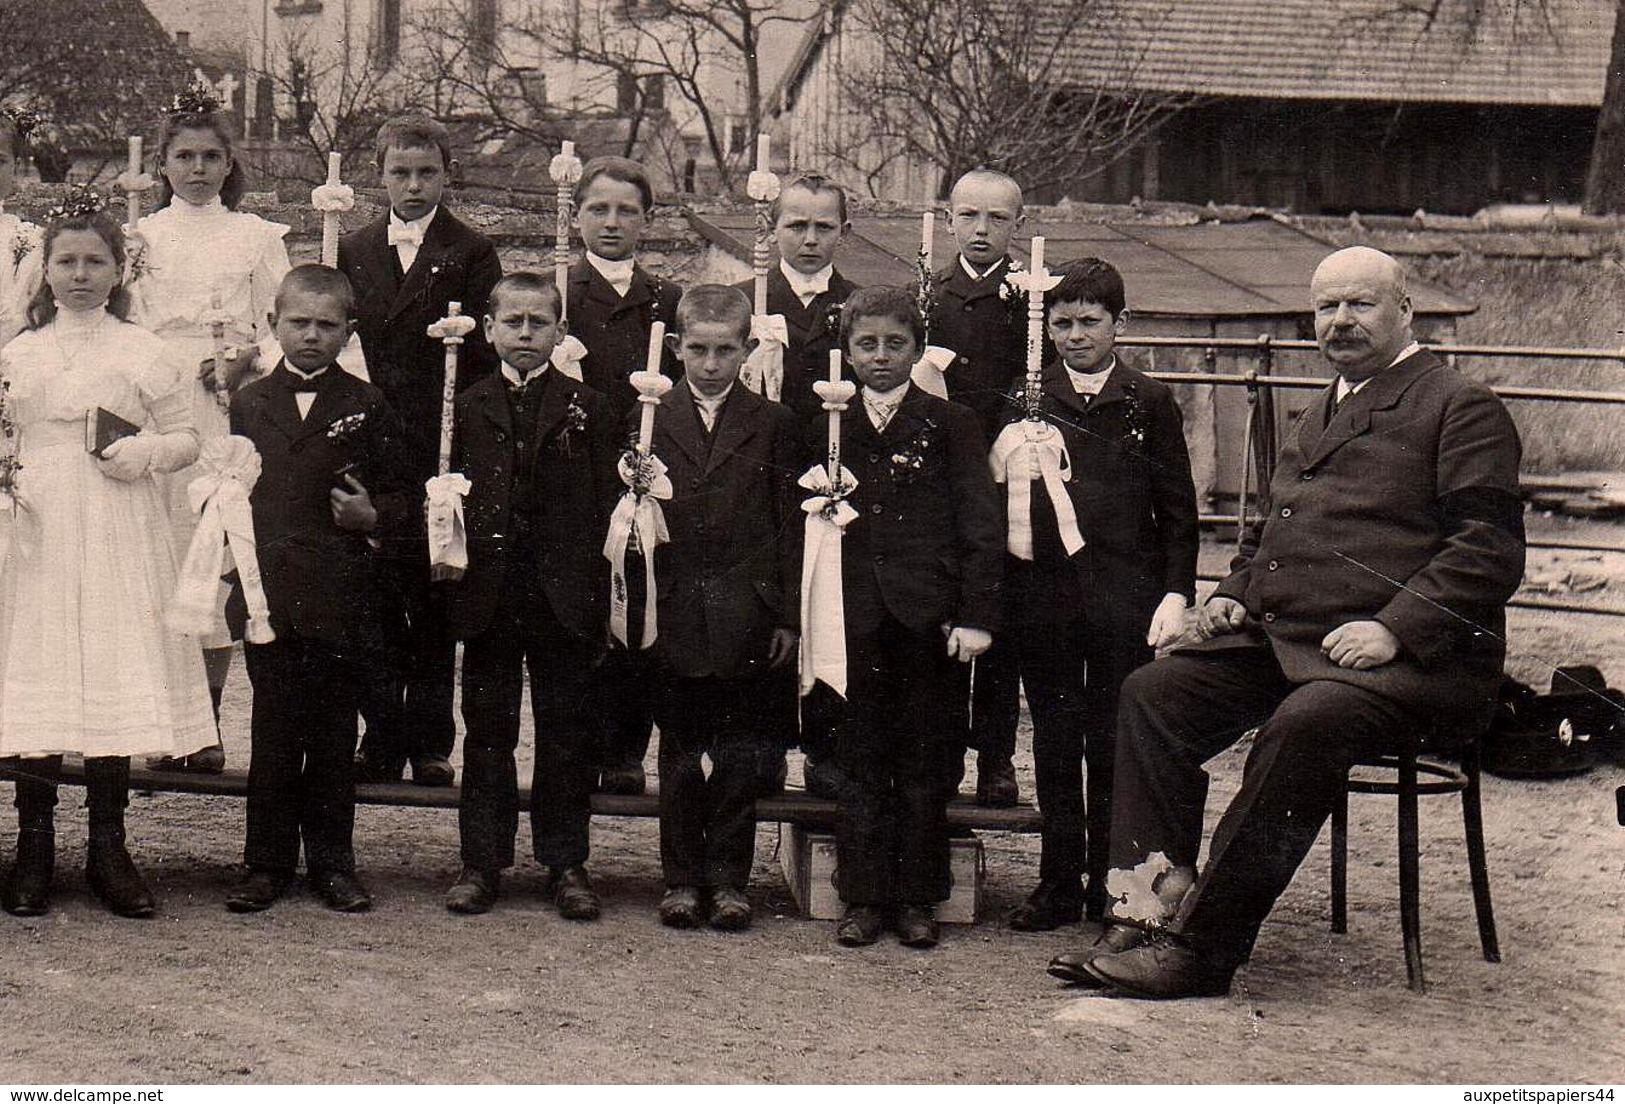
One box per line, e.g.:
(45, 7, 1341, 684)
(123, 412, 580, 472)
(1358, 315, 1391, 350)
(330, 473, 378, 533)
(198, 345, 260, 393)
(768, 628, 799, 669)
(1145, 593, 1190, 650)
(1196, 595, 1247, 639)
(945, 626, 992, 663)
(1320, 620, 1401, 670)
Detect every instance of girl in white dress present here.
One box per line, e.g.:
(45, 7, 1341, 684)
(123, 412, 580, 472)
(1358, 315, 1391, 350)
(0, 109, 43, 346)
(0, 197, 215, 918)
(129, 88, 290, 772)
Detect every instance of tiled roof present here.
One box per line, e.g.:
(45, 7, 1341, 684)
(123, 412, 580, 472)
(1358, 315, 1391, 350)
(1041, 0, 1614, 107)
(689, 212, 1475, 317)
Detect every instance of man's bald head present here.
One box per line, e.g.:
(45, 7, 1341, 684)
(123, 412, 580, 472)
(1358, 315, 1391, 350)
(1309, 247, 1414, 382)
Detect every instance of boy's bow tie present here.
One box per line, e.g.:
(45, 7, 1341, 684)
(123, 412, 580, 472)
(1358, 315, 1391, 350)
(387, 223, 425, 248)
(283, 368, 328, 392)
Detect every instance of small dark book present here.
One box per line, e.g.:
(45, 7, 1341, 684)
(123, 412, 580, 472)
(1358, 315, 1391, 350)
(86, 407, 142, 458)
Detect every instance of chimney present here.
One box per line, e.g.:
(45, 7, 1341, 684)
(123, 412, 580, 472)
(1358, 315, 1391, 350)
(176, 30, 192, 50)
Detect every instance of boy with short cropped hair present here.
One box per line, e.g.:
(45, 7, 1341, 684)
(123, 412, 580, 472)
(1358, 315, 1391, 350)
(568, 154, 684, 797)
(338, 113, 505, 789)
(438, 272, 619, 918)
(827, 286, 1003, 949)
(225, 265, 410, 914)
(1001, 257, 1198, 930)
(644, 285, 802, 931)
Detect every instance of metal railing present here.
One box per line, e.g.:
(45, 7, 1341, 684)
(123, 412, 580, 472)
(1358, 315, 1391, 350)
(1114, 334, 1625, 618)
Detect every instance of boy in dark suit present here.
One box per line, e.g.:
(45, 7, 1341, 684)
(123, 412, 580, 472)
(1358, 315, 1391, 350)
(225, 265, 410, 913)
(645, 285, 802, 931)
(928, 168, 1030, 808)
(338, 113, 504, 788)
(829, 286, 1003, 949)
(567, 155, 683, 796)
(998, 259, 1198, 930)
(437, 272, 618, 919)
(732, 173, 858, 798)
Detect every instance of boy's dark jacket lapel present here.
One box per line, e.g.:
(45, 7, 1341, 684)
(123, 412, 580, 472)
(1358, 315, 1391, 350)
(388, 207, 460, 322)
(936, 256, 1009, 306)
(573, 257, 655, 314)
(704, 386, 762, 476)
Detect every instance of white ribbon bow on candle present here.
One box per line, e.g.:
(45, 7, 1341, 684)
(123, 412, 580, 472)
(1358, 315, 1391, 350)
(310, 181, 356, 213)
(797, 461, 858, 699)
(167, 435, 276, 643)
(909, 345, 957, 401)
(741, 314, 788, 401)
(425, 472, 473, 572)
(745, 171, 781, 203)
(115, 170, 155, 196)
(604, 452, 673, 649)
(549, 334, 588, 381)
(989, 418, 1086, 561)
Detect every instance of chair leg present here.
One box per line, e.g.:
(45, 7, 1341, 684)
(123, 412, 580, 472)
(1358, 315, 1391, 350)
(1331, 772, 1350, 934)
(1459, 745, 1501, 963)
(1397, 752, 1425, 992)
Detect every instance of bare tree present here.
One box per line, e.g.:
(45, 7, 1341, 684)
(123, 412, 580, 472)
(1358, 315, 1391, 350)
(1585, 0, 1625, 213)
(836, 0, 1195, 199)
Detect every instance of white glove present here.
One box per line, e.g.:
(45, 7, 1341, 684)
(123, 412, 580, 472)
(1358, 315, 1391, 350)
(99, 435, 158, 480)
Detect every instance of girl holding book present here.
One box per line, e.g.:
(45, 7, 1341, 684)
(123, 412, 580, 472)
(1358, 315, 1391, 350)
(0, 193, 215, 918)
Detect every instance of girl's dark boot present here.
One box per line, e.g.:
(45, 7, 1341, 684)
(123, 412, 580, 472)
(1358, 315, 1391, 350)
(84, 757, 154, 918)
(2, 757, 59, 916)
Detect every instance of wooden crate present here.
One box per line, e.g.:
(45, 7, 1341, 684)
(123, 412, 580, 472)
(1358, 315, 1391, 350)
(779, 824, 983, 924)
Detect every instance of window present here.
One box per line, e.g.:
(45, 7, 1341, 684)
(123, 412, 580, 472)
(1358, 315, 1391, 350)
(470, 0, 498, 62)
(372, 0, 401, 67)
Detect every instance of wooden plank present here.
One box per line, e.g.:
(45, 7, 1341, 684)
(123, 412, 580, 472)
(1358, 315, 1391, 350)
(50, 765, 1044, 833)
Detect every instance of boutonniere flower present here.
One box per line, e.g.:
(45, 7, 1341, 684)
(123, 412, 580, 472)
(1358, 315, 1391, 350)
(999, 259, 1024, 303)
(10, 233, 33, 269)
(0, 376, 21, 495)
(1122, 380, 1149, 445)
(555, 392, 590, 457)
(889, 416, 937, 483)
(326, 411, 367, 441)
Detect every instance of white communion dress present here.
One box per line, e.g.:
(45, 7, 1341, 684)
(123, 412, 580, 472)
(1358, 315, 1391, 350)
(0, 204, 42, 347)
(0, 306, 216, 758)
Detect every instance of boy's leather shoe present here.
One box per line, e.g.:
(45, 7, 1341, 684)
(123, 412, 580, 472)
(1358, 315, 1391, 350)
(551, 865, 601, 921)
(708, 886, 752, 931)
(410, 755, 455, 788)
(658, 885, 704, 928)
(355, 753, 405, 784)
(310, 870, 372, 913)
(1047, 924, 1150, 985)
(445, 867, 500, 914)
(1081, 940, 1234, 1000)
(599, 762, 647, 796)
(187, 745, 227, 774)
(895, 904, 940, 948)
(226, 868, 291, 913)
(1010, 879, 1086, 932)
(835, 904, 886, 946)
(1, 831, 54, 917)
(86, 841, 156, 919)
(975, 755, 1019, 807)
(802, 757, 842, 800)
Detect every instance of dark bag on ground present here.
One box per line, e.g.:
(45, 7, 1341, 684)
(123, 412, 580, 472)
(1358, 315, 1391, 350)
(1484, 665, 1625, 778)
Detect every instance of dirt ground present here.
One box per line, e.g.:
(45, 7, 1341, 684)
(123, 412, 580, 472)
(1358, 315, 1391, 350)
(1, 521, 1623, 1086)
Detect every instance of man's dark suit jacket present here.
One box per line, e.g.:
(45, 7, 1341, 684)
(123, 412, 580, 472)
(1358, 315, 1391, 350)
(1001, 359, 1200, 634)
(732, 265, 859, 422)
(568, 257, 683, 421)
(928, 255, 1025, 443)
(337, 206, 503, 487)
(1199, 349, 1525, 719)
(229, 363, 410, 651)
(834, 385, 1004, 638)
(644, 379, 803, 681)
(438, 368, 619, 644)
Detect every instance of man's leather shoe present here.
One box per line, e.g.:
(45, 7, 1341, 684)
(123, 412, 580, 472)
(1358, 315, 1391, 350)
(86, 841, 156, 918)
(895, 904, 940, 948)
(1081, 939, 1234, 1000)
(975, 754, 1019, 807)
(803, 757, 842, 800)
(226, 868, 291, 913)
(835, 904, 885, 946)
(310, 869, 372, 913)
(658, 885, 704, 928)
(599, 762, 647, 796)
(1, 831, 54, 917)
(445, 867, 500, 915)
(709, 886, 752, 931)
(551, 865, 601, 921)
(410, 755, 455, 787)
(1010, 879, 1086, 932)
(1047, 923, 1151, 985)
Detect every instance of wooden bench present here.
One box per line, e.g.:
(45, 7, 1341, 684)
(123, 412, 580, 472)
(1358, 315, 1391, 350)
(56, 763, 1045, 833)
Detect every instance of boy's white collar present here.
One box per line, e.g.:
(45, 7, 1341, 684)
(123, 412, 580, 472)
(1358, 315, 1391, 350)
(389, 206, 437, 231)
(780, 259, 833, 297)
(586, 251, 636, 282)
